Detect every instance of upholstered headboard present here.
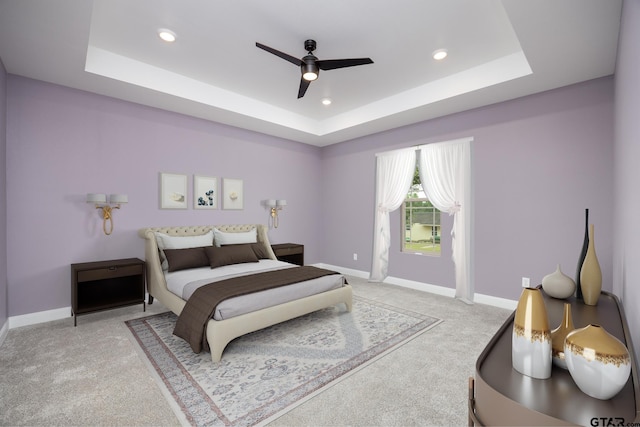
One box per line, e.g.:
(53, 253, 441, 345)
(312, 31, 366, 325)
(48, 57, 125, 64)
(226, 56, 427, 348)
(137, 224, 276, 314)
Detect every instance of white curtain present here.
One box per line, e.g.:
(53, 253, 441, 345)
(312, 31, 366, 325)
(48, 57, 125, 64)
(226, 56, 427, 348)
(418, 138, 473, 303)
(369, 148, 416, 282)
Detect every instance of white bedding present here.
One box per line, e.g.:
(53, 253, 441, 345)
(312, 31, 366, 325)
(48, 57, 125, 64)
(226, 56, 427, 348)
(164, 260, 346, 320)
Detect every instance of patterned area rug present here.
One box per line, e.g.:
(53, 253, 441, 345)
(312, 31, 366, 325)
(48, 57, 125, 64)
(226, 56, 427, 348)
(126, 296, 442, 426)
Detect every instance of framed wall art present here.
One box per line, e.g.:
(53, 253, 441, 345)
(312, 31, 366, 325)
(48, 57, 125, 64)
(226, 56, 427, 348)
(222, 178, 243, 210)
(160, 173, 188, 209)
(194, 175, 218, 209)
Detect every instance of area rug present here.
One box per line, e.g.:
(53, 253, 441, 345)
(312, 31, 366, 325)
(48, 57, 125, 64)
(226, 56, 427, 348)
(126, 296, 442, 426)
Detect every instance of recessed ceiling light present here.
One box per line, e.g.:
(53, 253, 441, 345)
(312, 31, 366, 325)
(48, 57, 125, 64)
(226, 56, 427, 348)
(432, 49, 448, 61)
(322, 98, 332, 106)
(158, 29, 176, 43)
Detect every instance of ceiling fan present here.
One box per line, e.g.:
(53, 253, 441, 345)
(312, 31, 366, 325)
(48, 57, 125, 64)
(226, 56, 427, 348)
(255, 39, 374, 99)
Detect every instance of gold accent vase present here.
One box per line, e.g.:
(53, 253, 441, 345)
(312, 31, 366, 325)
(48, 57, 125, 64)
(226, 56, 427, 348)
(580, 224, 601, 305)
(512, 287, 551, 379)
(564, 324, 631, 400)
(551, 303, 574, 369)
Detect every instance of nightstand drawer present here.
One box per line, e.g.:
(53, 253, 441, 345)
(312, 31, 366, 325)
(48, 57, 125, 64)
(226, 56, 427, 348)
(274, 246, 303, 256)
(77, 264, 143, 282)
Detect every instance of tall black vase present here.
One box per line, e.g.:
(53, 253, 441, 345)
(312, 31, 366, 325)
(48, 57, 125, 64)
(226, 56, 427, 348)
(575, 208, 589, 300)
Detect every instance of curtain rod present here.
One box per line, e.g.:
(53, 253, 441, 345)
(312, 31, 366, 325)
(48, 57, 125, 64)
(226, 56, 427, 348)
(375, 136, 473, 157)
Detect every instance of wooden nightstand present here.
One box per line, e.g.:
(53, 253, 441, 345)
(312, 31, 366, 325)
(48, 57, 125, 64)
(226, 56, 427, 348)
(70, 258, 146, 326)
(271, 243, 304, 266)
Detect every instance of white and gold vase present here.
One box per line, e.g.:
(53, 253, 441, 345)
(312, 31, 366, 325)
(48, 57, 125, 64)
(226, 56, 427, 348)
(564, 324, 631, 400)
(512, 287, 552, 379)
(551, 303, 574, 369)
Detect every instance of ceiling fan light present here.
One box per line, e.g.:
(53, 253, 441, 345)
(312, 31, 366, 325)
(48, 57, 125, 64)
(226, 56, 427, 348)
(302, 58, 319, 81)
(303, 71, 318, 81)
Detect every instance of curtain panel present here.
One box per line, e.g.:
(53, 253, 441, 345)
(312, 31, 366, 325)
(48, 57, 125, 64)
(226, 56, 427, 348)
(369, 138, 473, 303)
(369, 149, 416, 282)
(418, 138, 473, 303)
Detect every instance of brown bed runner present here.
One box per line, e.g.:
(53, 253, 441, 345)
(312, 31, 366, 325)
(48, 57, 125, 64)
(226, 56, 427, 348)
(173, 266, 343, 353)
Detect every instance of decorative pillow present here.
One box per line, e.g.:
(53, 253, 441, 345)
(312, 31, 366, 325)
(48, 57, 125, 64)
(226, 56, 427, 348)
(213, 228, 257, 247)
(155, 230, 214, 270)
(223, 243, 271, 259)
(163, 247, 210, 272)
(249, 242, 270, 259)
(205, 244, 259, 269)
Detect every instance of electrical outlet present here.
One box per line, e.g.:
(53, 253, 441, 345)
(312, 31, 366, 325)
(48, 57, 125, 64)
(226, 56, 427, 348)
(522, 277, 530, 288)
(353, 253, 358, 261)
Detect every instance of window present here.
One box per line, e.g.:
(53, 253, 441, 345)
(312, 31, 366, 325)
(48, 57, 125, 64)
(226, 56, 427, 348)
(401, 166, 441, 255)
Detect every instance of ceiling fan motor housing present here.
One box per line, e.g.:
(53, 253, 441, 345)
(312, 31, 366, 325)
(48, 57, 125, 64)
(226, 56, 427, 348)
(304, 39, 317, 53)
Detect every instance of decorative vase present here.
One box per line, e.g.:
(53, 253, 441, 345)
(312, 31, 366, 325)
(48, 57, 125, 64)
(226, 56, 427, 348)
(512, 287, 551, 379)
(551, 303, 574, 369)
(564, 324, 631, 400)
(580, 224, 602, 305)
(542, 264, 576, 299)
(575, 209, 589, 300)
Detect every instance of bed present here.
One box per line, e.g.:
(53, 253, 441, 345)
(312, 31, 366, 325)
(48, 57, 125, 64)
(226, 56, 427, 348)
(137, 224, 353, 362)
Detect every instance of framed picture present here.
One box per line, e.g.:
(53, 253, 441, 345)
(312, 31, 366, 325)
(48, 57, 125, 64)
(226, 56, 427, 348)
(222, 178, 243, 210)
(194, 176, 218, 209)
(160, 173, 188, 209)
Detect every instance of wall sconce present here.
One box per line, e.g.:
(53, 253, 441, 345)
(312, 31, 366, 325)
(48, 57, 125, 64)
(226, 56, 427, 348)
(86, 193, 128, 235)
(266, 199, 287, 228)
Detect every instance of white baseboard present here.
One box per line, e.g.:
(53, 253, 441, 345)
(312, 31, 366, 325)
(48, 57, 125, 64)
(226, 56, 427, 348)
(0, 320, 8, 347)
(314, 263, 517, 311)
(8, 306, 71, 329)
(473, 293, 518, 310)
(7, 294, 153, 330)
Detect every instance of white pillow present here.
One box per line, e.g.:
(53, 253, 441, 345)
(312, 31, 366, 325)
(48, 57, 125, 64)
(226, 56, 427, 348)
(213, 228, 257, 247)
(155, 230, 214, 270)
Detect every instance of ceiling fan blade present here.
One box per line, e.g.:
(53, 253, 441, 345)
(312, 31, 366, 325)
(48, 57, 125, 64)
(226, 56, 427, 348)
(317, 58, 373, 70)
(256, 42, 302, 66)
(297, 78, 311, 99)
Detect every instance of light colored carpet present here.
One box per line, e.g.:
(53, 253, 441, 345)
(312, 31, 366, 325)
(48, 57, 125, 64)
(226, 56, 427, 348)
(0, 276, 511, 426)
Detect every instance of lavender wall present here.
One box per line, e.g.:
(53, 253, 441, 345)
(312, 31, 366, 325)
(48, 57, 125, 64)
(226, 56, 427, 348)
(6, 76, 323, 317)
(614, 0, 640, 360)
(322, 77, 614, 302)
(0, 58, 7, 326)
(3, 73, 617, 318)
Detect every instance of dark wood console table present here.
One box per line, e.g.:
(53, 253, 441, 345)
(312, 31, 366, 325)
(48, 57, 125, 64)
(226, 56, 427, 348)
(469, 290, 639, 426)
